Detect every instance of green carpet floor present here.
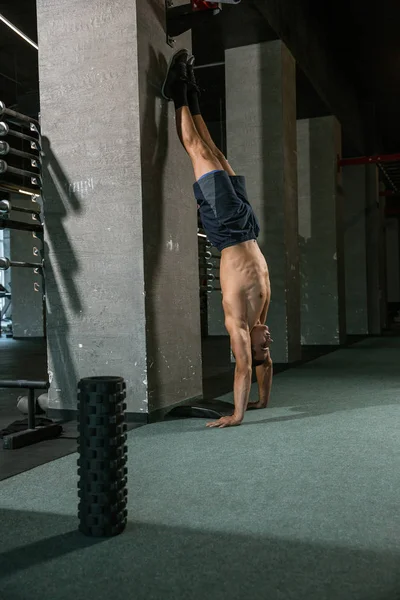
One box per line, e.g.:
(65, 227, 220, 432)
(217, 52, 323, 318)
(0, 337, 399, 600)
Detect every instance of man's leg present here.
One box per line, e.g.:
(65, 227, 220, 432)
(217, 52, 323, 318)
(187, 56, 236, 176)
(192, 115, 236, 176)
(176, 106, 223, 181)
(163, 49, 223, 180)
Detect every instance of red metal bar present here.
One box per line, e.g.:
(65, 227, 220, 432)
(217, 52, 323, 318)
(191, 1, 219, 10)
(380, 190, 396, 197)
(339, 153, 400, 167)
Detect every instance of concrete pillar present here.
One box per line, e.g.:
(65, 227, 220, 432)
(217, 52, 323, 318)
(9, 194, 44, 338)
(365, 165, 381, 334)
(225, 40, 300, 363)
(297, 116, 346, 345)
(379, 188, 388, 329)
(386, 218, 400, 303)
(342, 165, 369, 334)
(36, 0, 202, 419)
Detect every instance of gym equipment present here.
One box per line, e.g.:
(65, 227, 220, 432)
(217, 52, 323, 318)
(339, 153, 400, 168)
(0, 101, 40, 126)
(37, 392, 49, 411)
(0, 140, 40, 164)
(0, 199, 41, 217)
(0, 160, 41, 187)
(0, 379, 61, 450)
(0, 256, 43, 271)
(0, 101, 42, 196)
(17, 394, 45, 415)
(200, 284, 214, 293)
(0, 122, 41, 146)
(0, 283, 11, 333)
(0, 218, 43, 233)
(338, 152, 400, 206)
(166, 0, 241, 45)
(78, 376, 128, 537)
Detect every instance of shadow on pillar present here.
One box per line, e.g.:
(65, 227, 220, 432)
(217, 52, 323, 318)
(147, 0, 166, 29)
(41, 137, 82, 408)
(141, 47, 169, 413)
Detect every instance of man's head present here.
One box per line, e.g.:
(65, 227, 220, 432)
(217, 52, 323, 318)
(250, 324, 272, 366)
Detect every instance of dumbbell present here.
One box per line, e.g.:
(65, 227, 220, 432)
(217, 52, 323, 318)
(17, 393, 48, 415)
(0, 257, 10, 270)
(0, 122, 9, 136)
(0, 257, 43, 270)
(0, 199, 41, 217)
(0, 199, 10, 215)
(0, 141, 9, 155)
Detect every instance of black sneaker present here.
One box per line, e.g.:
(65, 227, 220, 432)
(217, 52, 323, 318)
(187, 54, 201, 94)
(162, 48, 190, 100)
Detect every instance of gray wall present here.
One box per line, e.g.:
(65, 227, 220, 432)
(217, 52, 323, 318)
(386, 218, 400, 303)
(9, 194, 44, 338)
(36, 0, 202, 415)
(225, 40, 300, 363)
(256, 0, 365, 152)
(365, 165, 381, 334)
(343, 165, 369, 334)
(297, 116, 345, 345)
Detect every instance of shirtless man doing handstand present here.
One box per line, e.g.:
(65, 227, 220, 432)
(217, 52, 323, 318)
(163, 50, 273, 428)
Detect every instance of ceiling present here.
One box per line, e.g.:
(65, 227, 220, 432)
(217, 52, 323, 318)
(0, 1, 38, 111)
(1, 0, 400, 154)
(310, 0, 400, 153)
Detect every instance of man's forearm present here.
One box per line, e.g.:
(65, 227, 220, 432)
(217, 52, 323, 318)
(233, 367, 253, 422)
(247, 360, 273, 410)
(256, 360, 273, 408)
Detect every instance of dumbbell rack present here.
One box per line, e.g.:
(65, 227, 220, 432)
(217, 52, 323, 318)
(0, 103, 58, 449)
(0, 100, 45, 338)
(198, 212, 220, 337)
(0, 101, 42, 196)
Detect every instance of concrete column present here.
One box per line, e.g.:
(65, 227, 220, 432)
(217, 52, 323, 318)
(379, 188, 388, 329)
(36, 0, 202, 418)
(342, 166, 368, 334)
(365, 165, 381, 334)
(297, 116, 346, 345)
(9, 194, 44, 338)
(386, 218, 400, 303)
(225, 40, 300, 363)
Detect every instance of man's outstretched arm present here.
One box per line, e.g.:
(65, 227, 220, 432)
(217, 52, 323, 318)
(206, 319, 252, 428)
(248, 354, 273, 410)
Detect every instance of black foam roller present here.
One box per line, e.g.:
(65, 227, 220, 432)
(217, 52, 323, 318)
(77, 376, 128, 537)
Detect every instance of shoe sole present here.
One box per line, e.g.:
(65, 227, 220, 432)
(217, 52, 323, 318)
(161, 48, 189, 100)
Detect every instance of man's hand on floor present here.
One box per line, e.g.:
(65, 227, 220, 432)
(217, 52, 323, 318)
(206, 415, 242, 428)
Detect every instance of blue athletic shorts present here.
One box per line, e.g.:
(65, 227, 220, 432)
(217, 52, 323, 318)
(193, 170, 260, 252)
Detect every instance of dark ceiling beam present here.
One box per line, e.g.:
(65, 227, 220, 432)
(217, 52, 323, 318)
(255, 0, 365, 153)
